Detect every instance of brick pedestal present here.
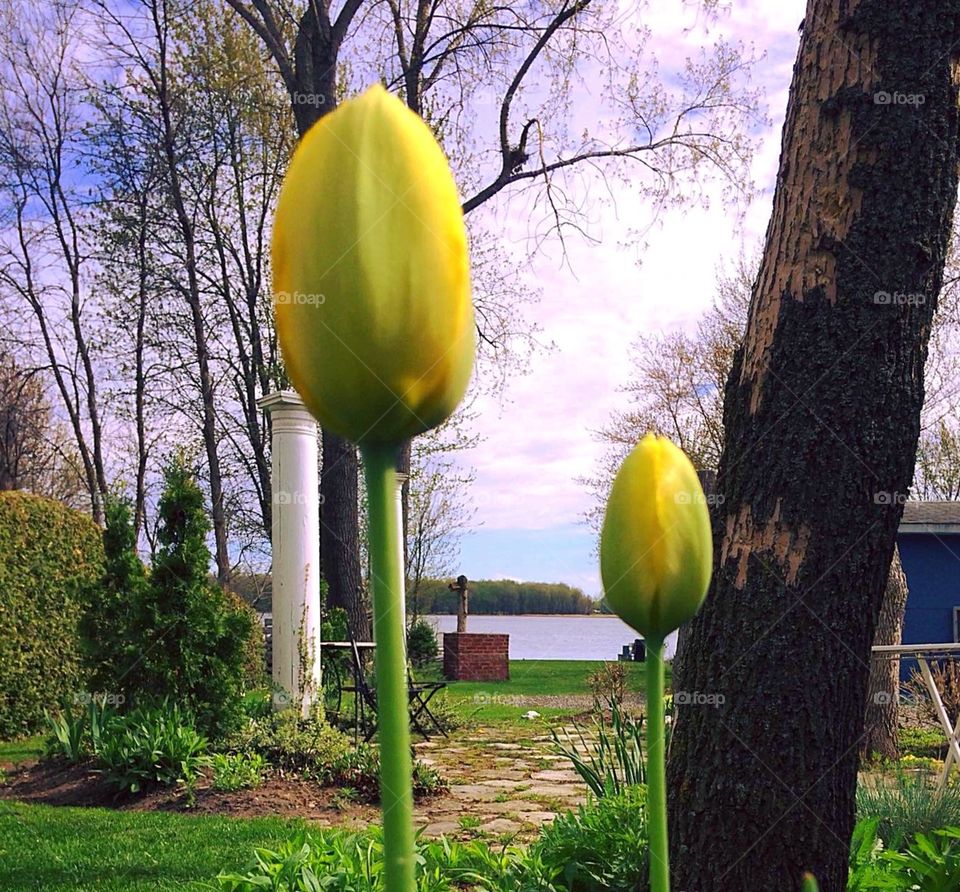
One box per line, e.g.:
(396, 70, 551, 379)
(443, 632, 509, 681)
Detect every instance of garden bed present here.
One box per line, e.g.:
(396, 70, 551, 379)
(0, 756, 380, 825)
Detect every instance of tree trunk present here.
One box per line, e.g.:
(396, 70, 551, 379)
(321, 434, 368, 639)
(667, 4, 960, 890)
(150, 0, 231, 584)
(861, 545, 908, 761)
(289, 6, 369, 640)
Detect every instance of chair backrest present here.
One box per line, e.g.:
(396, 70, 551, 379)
(349, 638, 378, 706)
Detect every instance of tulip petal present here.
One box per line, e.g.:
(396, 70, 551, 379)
(600, 434, 713, 639)
(272, 85, 474, 445)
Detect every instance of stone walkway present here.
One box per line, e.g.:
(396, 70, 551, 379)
(411, 725, 590, 841)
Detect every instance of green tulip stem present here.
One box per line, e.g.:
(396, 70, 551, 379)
(646, 635, 669, 892)
(361, 443, 415, 892)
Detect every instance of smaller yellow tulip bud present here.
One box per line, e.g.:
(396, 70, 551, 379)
(600, 434, 712, 640)
(272, 85, 474, 446)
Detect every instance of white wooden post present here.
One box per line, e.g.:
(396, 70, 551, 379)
(918, 656, 960, 789)
(259, 390, 321, 715)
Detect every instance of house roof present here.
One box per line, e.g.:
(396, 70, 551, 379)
(899, 501, 960, 534)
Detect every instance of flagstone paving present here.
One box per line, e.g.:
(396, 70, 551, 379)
(411, 724, 590, 841)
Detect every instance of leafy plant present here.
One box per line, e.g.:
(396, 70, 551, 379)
(847, 819, 899, 891)
(407, 619, 439, 668)
(44, 697, 118, 762)
(96, 701, 209, 794)
(121, 458, 256, 739)
(86, 697, 117, 756)
(857, 772, 960, 846)
(216, 828, 569, 892)
(886, 825, 960, 888)
(78, 495, 147, 704)
(44, 709, 87, 763)
(212, 753, 266, 791)
(552, 695, 645, 797)
(899, 726, 949, 761)
(323, 744, 446, 803)
(216, 829, 455, 892)
(532, 786, 649, 892)
(225, 706, 351, 772)
(586, 662, 627, 709)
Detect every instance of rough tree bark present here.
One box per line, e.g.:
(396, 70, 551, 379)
(861, 545, 908, 761)
(289, 2, 369, 641)
(667, 4, 960, 890)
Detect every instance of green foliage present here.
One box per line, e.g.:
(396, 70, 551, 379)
(216, 829, 454, 892)
(0, 491, 104, 737)
(43, 698, 118, 762)
(320, 593, 348, 642)
(225, 706, 351, 772)
(856, 773, 960, 847)
(899, 726, 949, 760)
(847, 819, 899, 891)
(216, 809, 649, 892)
(215, 829, 561, 892)
(415, 578, 595, 615)
(321, 598, 351, 716)
(323, 744, 446, 804)
(848, 818, 960, 890)
(224, 588, 268, 690)
(886, 825, 960, 888)
(415, 693, 461, 734)
(532, 786, 648, 892)
(407, 619, 439, 667)
(212, 752, 266, 791)
(44, 709, 87, 763)
(78, 495, 147, 701)
(122, 458, 255, 738)
(552, 696, 645, 797)
(96, 701, 209, 794)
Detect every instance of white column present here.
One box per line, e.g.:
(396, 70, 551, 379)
(258, 390, 321, 715)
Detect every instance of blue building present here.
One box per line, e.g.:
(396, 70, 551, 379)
(897, 501, 960, 679)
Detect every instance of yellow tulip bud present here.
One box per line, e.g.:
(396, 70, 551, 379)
(271, 85, 474, 445)
(600, 433, 712, 640)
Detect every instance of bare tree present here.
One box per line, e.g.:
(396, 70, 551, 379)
(225, 0, 763, 636)
(0, 350, 87, 503)
(0, 0, 109, 522)
(406, 436, 476, 621)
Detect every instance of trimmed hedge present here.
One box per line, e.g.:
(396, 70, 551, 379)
(224, 588, 268, 689)
(0, 492, 104, 737)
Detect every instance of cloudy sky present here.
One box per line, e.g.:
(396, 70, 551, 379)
(456, 0, 806, 596)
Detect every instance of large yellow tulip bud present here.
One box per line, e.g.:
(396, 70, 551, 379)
(271, 85, 474, 445)
(600, 433, 713, 640)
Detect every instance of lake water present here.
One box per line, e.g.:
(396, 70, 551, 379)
(424, 614, 678, 661)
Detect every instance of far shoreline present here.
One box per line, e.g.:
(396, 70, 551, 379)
(421, 612, 621, 619)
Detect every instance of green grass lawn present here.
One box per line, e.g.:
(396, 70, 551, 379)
(438, 659, 667, 724)
(0, 803, 308, 891)
(0, 737, 43, 765)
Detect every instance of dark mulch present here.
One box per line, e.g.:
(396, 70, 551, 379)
(0, 757, 382, 825)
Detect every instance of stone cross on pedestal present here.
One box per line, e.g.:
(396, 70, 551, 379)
(258, 390, 321, 715)
(449, 574, 469, 633)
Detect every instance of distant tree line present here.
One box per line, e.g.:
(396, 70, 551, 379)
(414, 579, 596, 615)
